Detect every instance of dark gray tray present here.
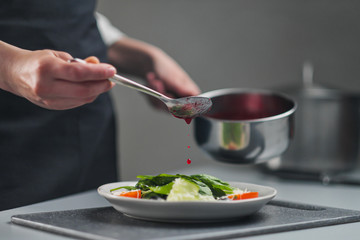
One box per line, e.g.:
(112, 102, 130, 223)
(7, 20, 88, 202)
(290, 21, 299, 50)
(11, 200, 360, 240)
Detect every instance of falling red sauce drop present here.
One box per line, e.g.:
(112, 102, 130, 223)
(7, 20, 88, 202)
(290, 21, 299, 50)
(173, 114, 193, 165)
(171, 114, 193, 125)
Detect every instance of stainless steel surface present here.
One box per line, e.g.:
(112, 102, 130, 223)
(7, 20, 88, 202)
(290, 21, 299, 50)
(69, 58, 212, 119)
(194, 88, 296, 164)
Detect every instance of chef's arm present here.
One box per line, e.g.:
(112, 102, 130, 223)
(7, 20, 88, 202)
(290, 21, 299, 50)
(96, 12, 200, 98)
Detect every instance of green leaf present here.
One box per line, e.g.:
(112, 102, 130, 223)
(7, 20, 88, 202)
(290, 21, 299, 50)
(135, 174, 179, 190)
(179, 175, 213, 196)
(149, 181, 174, 195)
(135, 174, 213, 197)
(190, 174, 235, 198)
(141, 191, 167, 200)
(110, 186, 138, 192)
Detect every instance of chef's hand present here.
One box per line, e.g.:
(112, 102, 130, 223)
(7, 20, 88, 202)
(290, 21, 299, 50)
(107, 37, 201, 109)
(0, 41, 116, 110)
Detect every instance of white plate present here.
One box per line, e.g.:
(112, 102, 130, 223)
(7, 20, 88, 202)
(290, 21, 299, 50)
(98, 181, 276, 222)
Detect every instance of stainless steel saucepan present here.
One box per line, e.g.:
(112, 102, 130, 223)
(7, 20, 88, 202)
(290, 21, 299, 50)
(194, 88, 296, 164)
(264, 63, 360, 180)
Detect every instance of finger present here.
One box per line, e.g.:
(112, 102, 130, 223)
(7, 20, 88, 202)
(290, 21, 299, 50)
(37, 78, 114, 99)
(145, 73, 173, 111)
(51, 60, 116, 82)
(146, 72, 166, 94)
(147, 71, 201, 98)
(52, 51, 73, 61)
(166, 75, 201, 97)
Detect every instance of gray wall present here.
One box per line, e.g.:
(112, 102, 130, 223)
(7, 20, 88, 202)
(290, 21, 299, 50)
(97, 0, 360, 180)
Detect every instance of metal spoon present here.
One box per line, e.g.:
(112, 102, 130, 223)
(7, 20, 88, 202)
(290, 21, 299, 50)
(69, 58, 212, 119)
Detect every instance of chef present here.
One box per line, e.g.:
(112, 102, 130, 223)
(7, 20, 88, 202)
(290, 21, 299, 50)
(0, 0, 200, 210)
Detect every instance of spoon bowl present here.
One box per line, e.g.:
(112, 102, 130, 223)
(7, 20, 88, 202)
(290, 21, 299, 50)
(166, 96, 212, 119)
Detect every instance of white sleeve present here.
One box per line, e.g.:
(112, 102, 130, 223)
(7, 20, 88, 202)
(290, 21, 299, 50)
(95, 12, 126, 47)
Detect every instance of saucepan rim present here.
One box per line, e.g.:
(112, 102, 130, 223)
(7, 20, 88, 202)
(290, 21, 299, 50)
(199, 88, 297, 123)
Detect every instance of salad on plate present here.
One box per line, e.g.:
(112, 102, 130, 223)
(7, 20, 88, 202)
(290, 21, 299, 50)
(110, 174, 259, 201)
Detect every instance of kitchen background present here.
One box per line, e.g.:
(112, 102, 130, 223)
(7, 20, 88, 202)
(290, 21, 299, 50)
(97, 0, 360, 180)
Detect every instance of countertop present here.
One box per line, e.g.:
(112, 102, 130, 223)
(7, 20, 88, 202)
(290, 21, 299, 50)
(1, 163, 360, 240)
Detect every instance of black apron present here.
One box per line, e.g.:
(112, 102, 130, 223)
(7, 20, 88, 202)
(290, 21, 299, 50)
(0, 0, 118, 210)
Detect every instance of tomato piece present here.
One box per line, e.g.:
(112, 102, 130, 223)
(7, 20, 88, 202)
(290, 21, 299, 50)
(228, 192, 259, 200)
(227, 193, 240, 200)
(239, 192, 259, 200)
(115, 190, 141, 198)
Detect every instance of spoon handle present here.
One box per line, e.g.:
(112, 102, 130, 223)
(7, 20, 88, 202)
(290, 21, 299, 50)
(69, 58, 169, 101)
(109, 74, 169, 101)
